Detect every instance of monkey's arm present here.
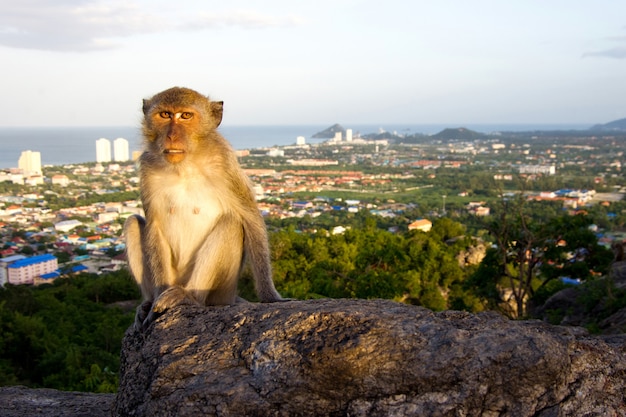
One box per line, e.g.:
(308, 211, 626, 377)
(125, 211, 179, 328)
(242, 208, 284, 302)
(229, 168, 284, 302)
(124, 215, 155, 328)
(124, 215, 147, 294)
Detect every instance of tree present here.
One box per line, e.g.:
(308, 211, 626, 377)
(480, 188, 614, 318)
(484, 192, 551, 318)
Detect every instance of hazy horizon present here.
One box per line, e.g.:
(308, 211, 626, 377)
(0, 122, 604, 170)
(0, 121, 600, 131)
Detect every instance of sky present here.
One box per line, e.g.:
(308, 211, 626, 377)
(0, 0, 625, 127)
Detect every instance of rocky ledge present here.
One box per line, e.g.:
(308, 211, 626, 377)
(112, 299, 626, 417)
(2, 299, 625, 417)
(0, 385, 112, 417)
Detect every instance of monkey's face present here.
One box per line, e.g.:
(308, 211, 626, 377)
(146, 107, 202, 164)
(142, 88, 224, 165)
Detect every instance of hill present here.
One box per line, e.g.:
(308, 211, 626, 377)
(431, 127, 486, 140)
(312, 123, 345, 138)
(589, 117, 626, 131)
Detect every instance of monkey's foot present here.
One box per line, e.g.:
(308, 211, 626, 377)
(142, 286, 196, 330)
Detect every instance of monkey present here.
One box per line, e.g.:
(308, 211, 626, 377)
(124, 87, 285, 329)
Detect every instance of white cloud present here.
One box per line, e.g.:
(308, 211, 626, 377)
(183, 10, 304, 30)
(0, 0, 302, 52)
(583, 31, 626, 59)
(582, 47, 626, 59)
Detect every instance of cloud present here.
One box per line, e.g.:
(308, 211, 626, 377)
(0, 0, 302, 52)
(582, 47, 626, 59)
(583, 31, 626, 59)
(0, 0, 163, 51)
(184, 10, 304, 30)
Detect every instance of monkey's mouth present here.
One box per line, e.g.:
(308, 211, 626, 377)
(163, 149, 186, 163)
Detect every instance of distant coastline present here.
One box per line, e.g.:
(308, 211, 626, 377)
(0, 123, 592, 170)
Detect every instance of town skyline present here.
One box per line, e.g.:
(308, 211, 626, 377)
(1, 118, 623, 171)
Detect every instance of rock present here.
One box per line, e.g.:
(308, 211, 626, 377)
(539, 287, 586, 326)
(0, 385, 113, 417)
(611, 260, 626, 288)
(600, 308, 626, 334)
(455, 241, 487, 267)
(112, 299, 626, 417)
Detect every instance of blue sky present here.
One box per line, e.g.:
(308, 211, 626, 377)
(0, 0, 625, 127)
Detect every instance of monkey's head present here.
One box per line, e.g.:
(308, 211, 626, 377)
(142, 87, 224, 164)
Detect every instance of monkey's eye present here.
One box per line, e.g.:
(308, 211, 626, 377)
(158, 111, 172, 119)
(180, 112, 194, 120)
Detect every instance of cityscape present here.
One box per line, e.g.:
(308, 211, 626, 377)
(1, 124, 626, 288)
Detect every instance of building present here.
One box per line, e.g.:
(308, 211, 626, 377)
(96, 138, 112, 163)
(408, 219, 433, 232)
(296, 136, 306, 146)
(0, 255, 26, 286)
(518, 165, 556, 175)
(267, 148, 285, 157)
(18, 150, 42, 176)
(113, 137, 130, 162)
(4, 254, 58, 286)
(94, 211, 119, 224)
(346, 129, 353, 142)
(51, 174, 70, 186)
(54, 219, 83, 232)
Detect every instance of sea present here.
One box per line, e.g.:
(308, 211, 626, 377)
(0, 123, 591, 170)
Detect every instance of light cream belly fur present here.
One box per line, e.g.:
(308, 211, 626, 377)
(156, 179, 225, 279)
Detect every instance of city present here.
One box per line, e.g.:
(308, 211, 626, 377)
(1, 125, 626, 287)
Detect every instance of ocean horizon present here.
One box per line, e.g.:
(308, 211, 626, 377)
(0, 123, 592, 170)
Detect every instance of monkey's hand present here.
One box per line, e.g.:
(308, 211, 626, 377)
(141, 286, 196, 331)
(133, 300, 153, 331)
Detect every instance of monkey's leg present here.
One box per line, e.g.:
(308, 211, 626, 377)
(138, 222, 181, 329)
(186, 212, 245, 306)
(124, 215, 155, 328)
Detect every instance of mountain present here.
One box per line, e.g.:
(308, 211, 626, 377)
(431, 127, 486, 140)
(312, 123, 345, 138)
(590, 117, 626, 132)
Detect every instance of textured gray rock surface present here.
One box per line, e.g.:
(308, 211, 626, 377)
(112, 299, 626, 417)
(0, 385, 113, 417)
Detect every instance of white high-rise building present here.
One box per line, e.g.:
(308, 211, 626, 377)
(18, 150, 42, 176)
(346, 129, 353, 142)
(296, 136, 306, 146)
(96, 138, 112, 163)
(113, 137, 130, 162)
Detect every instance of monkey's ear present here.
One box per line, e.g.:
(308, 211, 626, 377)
(211, 101, 224, 127)
(142, 99, 151, 115)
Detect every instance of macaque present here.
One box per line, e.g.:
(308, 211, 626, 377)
(124, 87, 284, 329)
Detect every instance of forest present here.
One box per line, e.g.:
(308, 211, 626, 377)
(1, 205, 624, 393)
